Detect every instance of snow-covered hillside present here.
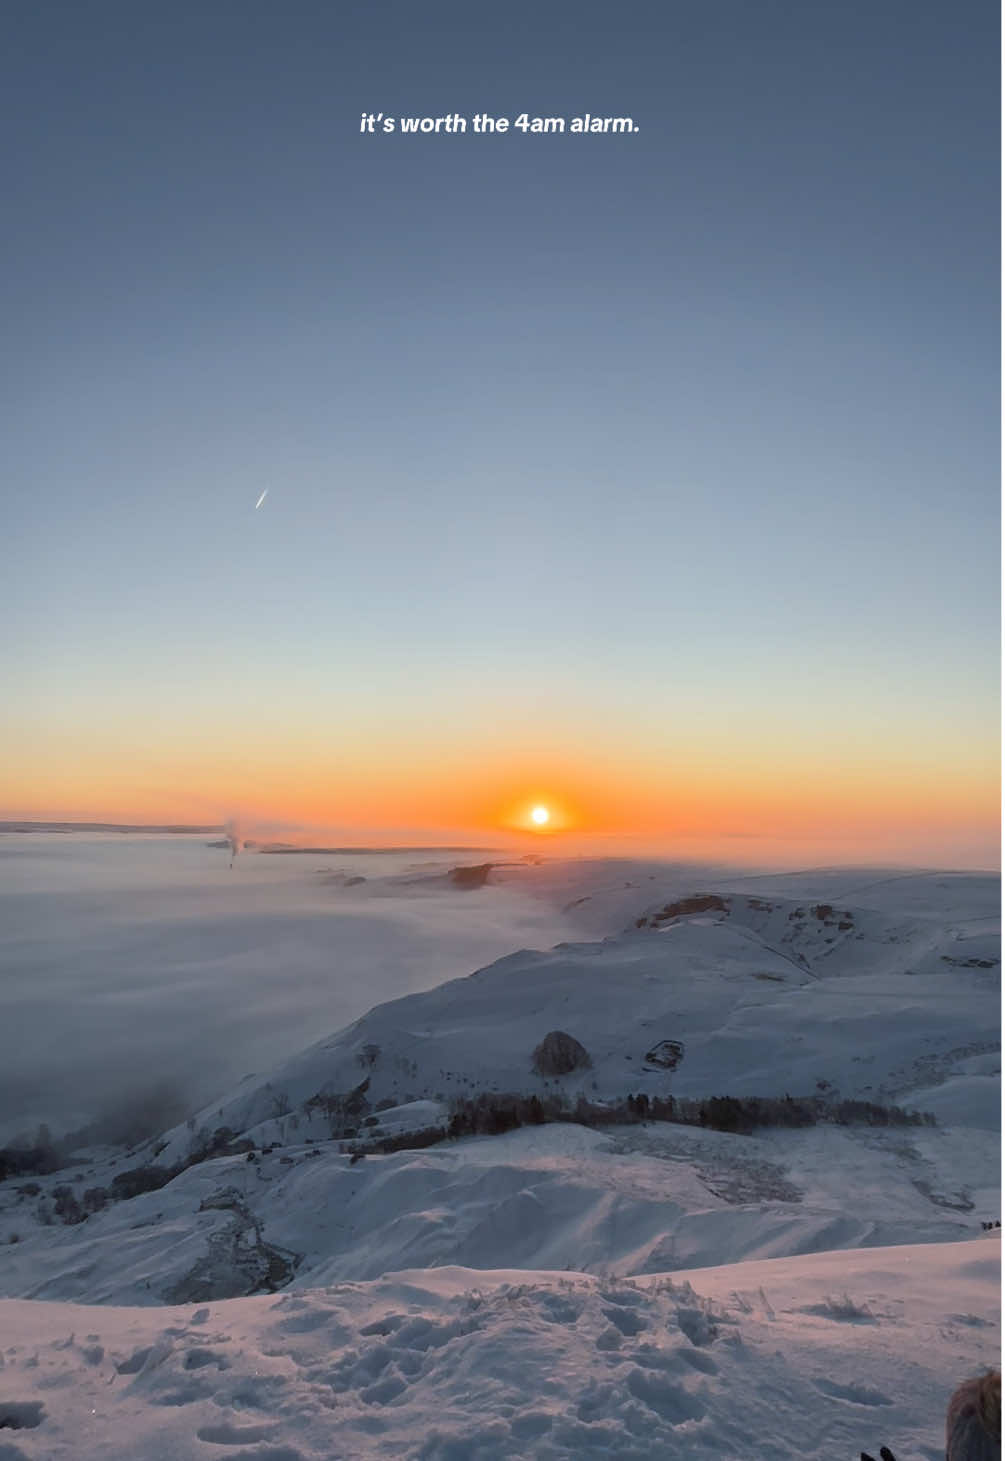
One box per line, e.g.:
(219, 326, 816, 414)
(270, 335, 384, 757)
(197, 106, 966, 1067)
(146, 868, 1000, 1159)
(0, 862, 998, 1459)
(1, 1120, 998, 1307)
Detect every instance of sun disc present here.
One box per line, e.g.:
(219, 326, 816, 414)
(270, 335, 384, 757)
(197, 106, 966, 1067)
(531, 805, 550, 826)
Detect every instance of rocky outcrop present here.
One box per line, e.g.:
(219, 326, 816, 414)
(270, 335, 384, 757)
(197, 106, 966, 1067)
(636, 895, 728, 929)
(450, 863, 493, 889)
(164, 1188, 299, 1303)
(643, 1040, 685, 1070)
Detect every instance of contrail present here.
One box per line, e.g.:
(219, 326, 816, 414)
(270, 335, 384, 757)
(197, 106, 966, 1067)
(255, 489, 268, 510)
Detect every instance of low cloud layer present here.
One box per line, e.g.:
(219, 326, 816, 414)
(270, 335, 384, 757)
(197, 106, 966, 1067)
(0, 837, 584, 1144)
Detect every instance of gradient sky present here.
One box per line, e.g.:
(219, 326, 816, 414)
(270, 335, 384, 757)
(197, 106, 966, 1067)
(4, 0, 999, 864)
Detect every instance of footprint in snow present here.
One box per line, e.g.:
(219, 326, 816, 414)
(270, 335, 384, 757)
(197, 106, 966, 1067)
(631, 1343, 719, 1378)
(602, 1305, 648, 1336)
(361, 1374, 408, 1406)
(196, 1421, 279, 1445)
(675, 1306, 719, 1346)
(598, 1286, 647, 1308)
(510, 1412, 552, 1440)
(813, 1377, 893, 1407)
(626, 1368, 706, 1424)
(184, 1347, 230, 1371)
(535, 1292, 583, 1325)
(674, 1345, 718, 1375)
(153, 1381, 216, 1407)
(0, 1402, 45, 1431)
(359, 1315, 406, 1336)
(117, 1341, 174, 1375)
(273, 1309, 332, 1336)
(204, 1449, 303, 1461)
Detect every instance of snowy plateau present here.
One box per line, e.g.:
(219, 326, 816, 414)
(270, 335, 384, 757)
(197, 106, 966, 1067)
(0, 858, 999, 1460)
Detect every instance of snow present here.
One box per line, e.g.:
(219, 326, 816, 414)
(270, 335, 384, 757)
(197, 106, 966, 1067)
(0, 1237, 997, 1459)
(0, 847, 999, 1457)
(2, 1120, 998, 1306)
(906, 1074, 1001, 1132)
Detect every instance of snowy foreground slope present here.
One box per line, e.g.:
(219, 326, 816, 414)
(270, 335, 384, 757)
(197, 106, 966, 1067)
(0, 864, 999, 1458)
(0, 1238, 998, 1460)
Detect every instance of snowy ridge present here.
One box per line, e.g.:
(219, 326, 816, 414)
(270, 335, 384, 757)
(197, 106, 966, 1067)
(146, 872, 1000, 1161)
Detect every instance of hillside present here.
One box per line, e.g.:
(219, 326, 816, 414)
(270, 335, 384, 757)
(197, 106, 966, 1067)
(0, 867, 997, 1308)
(0, 864, 997, 1459)
(147, 870, 1001, 1160)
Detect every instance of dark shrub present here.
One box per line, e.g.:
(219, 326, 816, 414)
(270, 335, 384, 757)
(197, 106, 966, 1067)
(111, 1165, 178, 1199)
(52, 1185, 86, 1225)
(82, 1187, 108, 1214)
(0, 1136, 60, 1181)
(304, 1078, 372, 1135)
(637, 894, 728, 928)
(532, 1031, 592, 1076)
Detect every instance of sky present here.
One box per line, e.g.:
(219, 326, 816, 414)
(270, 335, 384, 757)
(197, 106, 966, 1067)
(3, 0, 999, 865)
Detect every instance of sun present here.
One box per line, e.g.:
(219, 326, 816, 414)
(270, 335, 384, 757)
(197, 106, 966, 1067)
(496, 793, 570, 836)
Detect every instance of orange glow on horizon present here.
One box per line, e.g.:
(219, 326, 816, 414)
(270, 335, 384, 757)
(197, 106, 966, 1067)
(1, 716, 998, 868)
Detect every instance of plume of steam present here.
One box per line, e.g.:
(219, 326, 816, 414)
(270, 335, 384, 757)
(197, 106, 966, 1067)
(225, 818, 244, 868)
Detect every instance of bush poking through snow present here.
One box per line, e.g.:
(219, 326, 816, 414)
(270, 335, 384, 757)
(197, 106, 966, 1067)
(636, 893, 728, 928)
(531, 1031, 593, 1077)
(0, 1130, 60, 1181)
(51, 1184, 86, 1225)
(811, 1292, 876, 1321)
(345, 1125, 447, 1157)
(111, 1165, 180, 1200)
(303, 1077, 372, 1137)
(434, 1089, 934, 1148)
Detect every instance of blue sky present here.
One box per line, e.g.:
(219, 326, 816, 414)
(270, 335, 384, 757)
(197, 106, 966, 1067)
(3, 0, 999, 857)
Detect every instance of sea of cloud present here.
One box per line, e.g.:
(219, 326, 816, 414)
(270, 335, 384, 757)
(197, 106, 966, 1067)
(0, 835, 586, 1144)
